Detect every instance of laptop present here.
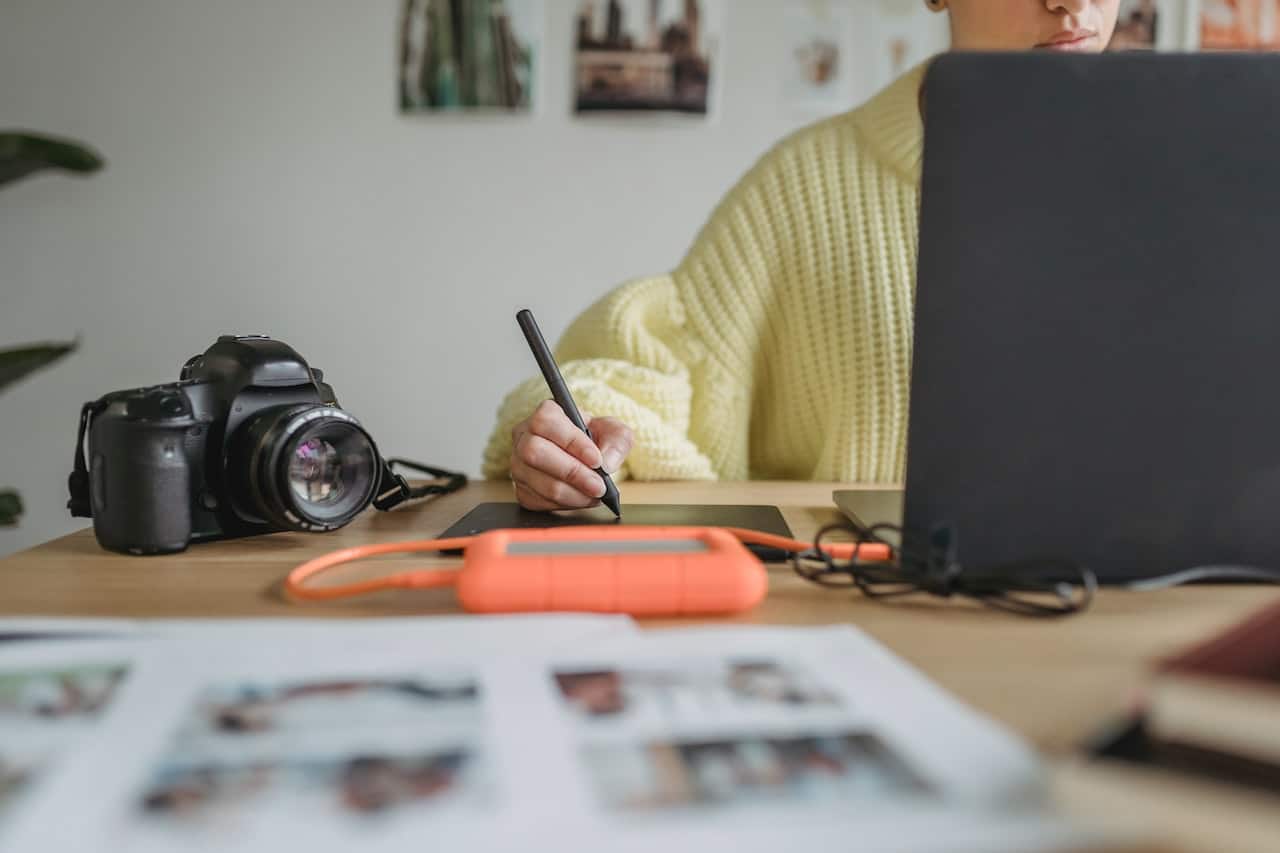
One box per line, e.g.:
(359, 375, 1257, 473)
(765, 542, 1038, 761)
(892, 53, 1280, 584)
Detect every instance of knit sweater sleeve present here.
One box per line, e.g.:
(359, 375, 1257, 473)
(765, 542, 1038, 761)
(480, 275, 719, 482)
(479, 134, 802, 483)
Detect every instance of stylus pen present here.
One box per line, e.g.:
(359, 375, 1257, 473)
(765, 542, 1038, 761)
(516, 309, 622, 518)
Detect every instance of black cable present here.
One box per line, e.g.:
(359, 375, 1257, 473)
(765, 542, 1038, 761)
(372, 458, 468, 511)
(1126, 565, 1280, 591)
(792, 519, 1097, 618)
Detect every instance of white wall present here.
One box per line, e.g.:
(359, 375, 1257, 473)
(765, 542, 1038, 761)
(0, 0, 947, 555)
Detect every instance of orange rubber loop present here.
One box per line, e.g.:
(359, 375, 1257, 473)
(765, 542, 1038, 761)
(284, 529, 893, 602)
(285, 537, 476, 601)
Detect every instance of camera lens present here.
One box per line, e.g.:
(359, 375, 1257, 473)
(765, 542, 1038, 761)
(229, 404, 380, 533)
(287, 437, 345, 505)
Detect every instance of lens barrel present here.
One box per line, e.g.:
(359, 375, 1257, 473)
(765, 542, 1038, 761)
(229, 404, 380, 533)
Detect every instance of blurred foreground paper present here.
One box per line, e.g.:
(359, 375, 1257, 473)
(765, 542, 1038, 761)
(1, 623, 1107, 853)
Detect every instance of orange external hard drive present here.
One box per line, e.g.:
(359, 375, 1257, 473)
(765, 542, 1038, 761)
(285, 525, 774, 617)
(454, 526, 768, 616)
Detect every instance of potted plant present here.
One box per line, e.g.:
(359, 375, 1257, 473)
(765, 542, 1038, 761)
(0, 131, 104, 526)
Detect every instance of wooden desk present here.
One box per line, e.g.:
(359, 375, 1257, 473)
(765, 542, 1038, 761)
(2, 481, 1277, 850)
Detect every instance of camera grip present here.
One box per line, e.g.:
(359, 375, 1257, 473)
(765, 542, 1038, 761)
(89, 406, 195, 555)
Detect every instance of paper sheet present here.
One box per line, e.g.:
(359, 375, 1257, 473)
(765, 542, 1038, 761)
(0, 638, 144, 838)
(0, 622, 1097, 853)
(0, 616, 633, 852)
(0, 614, 635, 644)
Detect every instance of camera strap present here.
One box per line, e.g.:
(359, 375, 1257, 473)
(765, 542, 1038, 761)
(67, 398, 106, 518)
(373, 458, 468, 511)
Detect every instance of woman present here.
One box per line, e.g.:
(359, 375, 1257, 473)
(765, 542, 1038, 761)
(483, 0, 1121, 511)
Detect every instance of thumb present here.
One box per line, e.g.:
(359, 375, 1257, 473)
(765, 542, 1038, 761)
(587, 416, 634, 474)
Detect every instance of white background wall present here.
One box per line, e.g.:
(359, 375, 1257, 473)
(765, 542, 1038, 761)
(0, 0, 950, 555)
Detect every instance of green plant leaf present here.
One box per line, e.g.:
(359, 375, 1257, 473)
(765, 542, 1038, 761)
(0, 489, 20, 527)
(0, 132, 105, 188)
(0, 341, 78, 394)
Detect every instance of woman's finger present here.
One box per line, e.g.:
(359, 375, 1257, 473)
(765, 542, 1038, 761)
(587, 416, 635, 474)
(512, 431, 605, 506)
(527, 400, 604, 469)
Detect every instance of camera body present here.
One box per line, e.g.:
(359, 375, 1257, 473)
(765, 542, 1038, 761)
(76, 336, 383, 555)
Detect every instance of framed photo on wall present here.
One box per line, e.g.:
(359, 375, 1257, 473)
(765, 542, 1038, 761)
(1108, 0, 1198, 52)
(1111, 0, 1161, 49)
(572, 0, 724, 117)
(399, 0, 543, 113)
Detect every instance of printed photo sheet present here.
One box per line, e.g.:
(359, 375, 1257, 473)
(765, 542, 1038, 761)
(0, 623, 1093, 853)
(0, 638, 142, 839)
(484, 626, 1088, 853)
(0, 615, 632, 853)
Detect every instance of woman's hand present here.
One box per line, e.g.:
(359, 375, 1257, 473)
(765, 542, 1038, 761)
(510, 400, 634, 511)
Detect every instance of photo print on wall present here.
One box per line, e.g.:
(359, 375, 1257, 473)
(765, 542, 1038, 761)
(573, 0, 723, 116)
(1201, 0, 1280, 49)
(863, 0, 950, 92)
(399, 0, 543, 112)
(1110, 0, 1161, 49)
(781, 0, 858, 117)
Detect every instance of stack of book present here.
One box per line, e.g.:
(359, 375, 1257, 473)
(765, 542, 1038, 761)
(1136, 598, 1280, 790)
(1054, 599, 1280, 851)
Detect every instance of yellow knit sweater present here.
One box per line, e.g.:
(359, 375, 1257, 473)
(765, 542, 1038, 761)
(482, 64, 927, 484)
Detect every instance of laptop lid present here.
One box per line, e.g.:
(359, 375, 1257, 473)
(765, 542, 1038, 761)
(904, 53, 1280, 583)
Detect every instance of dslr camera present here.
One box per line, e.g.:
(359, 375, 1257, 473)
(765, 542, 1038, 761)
(68, 335, 464, 555)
